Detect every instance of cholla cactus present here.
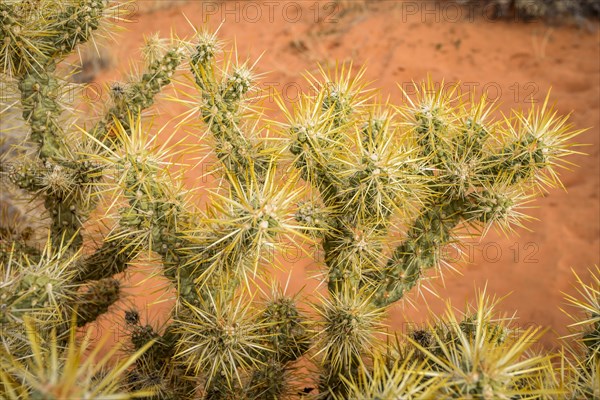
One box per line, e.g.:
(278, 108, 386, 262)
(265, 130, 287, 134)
(0, 1, 594, 399)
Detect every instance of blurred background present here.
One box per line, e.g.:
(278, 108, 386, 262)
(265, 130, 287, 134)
(14, 0, 600, 348)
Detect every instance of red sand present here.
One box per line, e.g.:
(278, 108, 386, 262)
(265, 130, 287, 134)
(89, 1, 599, 349)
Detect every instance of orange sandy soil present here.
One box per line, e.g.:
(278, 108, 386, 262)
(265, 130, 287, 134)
(87, 0, 599, 350)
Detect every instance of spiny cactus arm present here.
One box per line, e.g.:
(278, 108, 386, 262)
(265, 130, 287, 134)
(78, 110, 277, 320)
(187, 31, 270, 185)
(283, 88, 429, 301)
(15, 71, 87, 249)
(0, 237, 101, 341)
(5, 78, 105, 253)
(63, 35, 224, 315)
(4, 0, 110, 155)
(175, 163, 308, 305)
(152, 33, 311, 316)
(1, 0, 109, 77)
(304, 64, 373, 204)
(280, 78, 367, 208)
(173, 289, 271, 397)
(0, 242, 123, 334)
(118, 311, 197, 398)
(279, 71, 437, 394)
(2, 1, 113, 251)
(17, 67, 64, 159)
(0, 252, 72, 331)
(323, 118, 427, 294)
(276, 72, 582, 395)
(372, 91, 582, 307)
(79, 110, 275, 306)
(281, 87, 375, 296)
(372, 196, 504, 307)
(80, 32, 290, 306)
(369, 191, 502, 307)
(365, 97, 484, 303)
(45, 0, 110, 60)
(75, 116, 195, 286)
(73, 277, 119, 327)
(92, 43, 185, 144)
(481, 98, 583, 190)
(408, 87, 580, 191)
(74, 239, 133, 282)
(286, 114, 346, 209)
(314, 287, 387, 398)
(310, 63, 371, 131)
(0, 2, 45, 77)
(26, 39, 186, 255)
(241, 285, 312, 399)
(260, 287, 312, 361)
(371, 196, 470, 307)
(6, 151, 103, 250)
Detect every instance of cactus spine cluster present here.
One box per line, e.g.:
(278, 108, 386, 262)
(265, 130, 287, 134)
(0, 1, 597, 399)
